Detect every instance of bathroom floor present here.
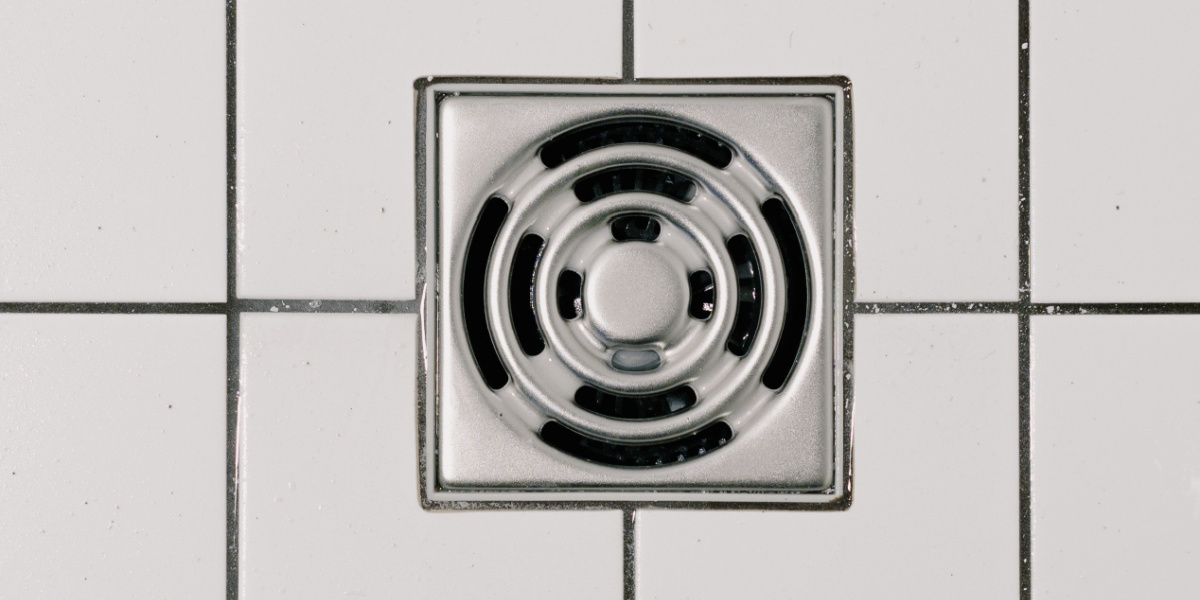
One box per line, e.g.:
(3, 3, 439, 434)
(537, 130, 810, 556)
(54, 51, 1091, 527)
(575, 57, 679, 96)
(1, 1, 1197, 599)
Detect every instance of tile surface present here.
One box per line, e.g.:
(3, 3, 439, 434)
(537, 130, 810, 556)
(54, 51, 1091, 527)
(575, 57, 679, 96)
(0, 2, 226, 302)
(636, 0, 1017, 301)
(1031, 1, 1200, 302)
(1032, 316, 1200, 598)
(236, 0, 622, 300)
(238, 313, 622, 599)
(0, 315, 226, 599)
(636, 315, 1017, 599)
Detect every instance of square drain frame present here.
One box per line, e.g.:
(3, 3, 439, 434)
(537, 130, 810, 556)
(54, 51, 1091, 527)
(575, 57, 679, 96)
(416, 77, 853, 509)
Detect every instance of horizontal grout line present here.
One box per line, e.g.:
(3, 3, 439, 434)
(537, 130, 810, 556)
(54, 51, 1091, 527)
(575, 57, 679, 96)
(0, 302, 227, 314)
(854, 302, 1200, 316)
(235, 299, 419, 313)
(0, 300, 420, 315)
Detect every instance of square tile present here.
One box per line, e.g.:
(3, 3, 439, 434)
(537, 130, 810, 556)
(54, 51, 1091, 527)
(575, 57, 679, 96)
(636, 0, 1018, 301)
(1031, 1, 1200, 302)
(236, 0, 621, 300)
(422, 82, 848, 503)
(1032, 316, 1200, 598)
(238, 313, 622, 599)
(0, 315, 226, 598)
(636, 315, 1017, 599)
(0, 2, 226, 302)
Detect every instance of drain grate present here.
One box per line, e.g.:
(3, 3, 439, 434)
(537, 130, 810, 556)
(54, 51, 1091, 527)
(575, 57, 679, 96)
(422, 80, 849, 505)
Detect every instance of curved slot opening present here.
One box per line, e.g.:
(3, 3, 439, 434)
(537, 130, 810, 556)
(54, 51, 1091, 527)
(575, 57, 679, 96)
(760, 198, 810, 390)
(540, 119, 733, 169)
(510, 234, 546, 356)
(574, 167, 695, 203)
(575, 385, 697, 420)
(539, 421, 733, 467)
(463, 197, 511, 389)
(688, 270, 715, 320)
(725, 234, 762, 356)
(611, 214, 661, 242)
(556, 270, 583, 320)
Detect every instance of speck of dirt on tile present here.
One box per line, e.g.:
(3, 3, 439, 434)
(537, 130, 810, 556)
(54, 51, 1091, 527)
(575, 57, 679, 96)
(168, 404, 173, 409)
(1116, 205, 1120, 210)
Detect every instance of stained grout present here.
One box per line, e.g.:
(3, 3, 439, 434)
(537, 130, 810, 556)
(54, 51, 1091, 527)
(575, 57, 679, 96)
(225, 0, 240, 598)
(1017, 2, 1032, 598)
(623, 508, 637, 600)
(622, 0, 635, 81)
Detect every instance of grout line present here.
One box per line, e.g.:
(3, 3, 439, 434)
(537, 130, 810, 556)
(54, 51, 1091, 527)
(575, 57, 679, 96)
(853, 301, 1020, 315)
(235, 299, 419, 313)
(0, 302, 226, 314)
(225, 0, 239, 598)
(1017, 3, 1032, 599)
(1018, 313, 1032, 600)
(623, 508, 637, 600)
(1018, 0, 1031, 305)
(622, 0, 635, 81)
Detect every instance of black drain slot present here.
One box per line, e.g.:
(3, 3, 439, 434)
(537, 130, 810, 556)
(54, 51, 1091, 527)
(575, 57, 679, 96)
(611, 214, 661, 242)
(540, 421, 732, 467)
(575, 385, 696, 420)
(688, 270, 715, 319)
(556, 270, 583, 320)
(726, 234, 762, 356)
(760, 198, 810, 390)
(541, 119, 733, 169)
(510, 234, 546, 356)
(574, 167, 695, 203)
(463, 197, 511, 389)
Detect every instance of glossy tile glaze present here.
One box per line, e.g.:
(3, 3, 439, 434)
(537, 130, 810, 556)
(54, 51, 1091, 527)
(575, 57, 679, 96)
(0, 315, 226, 598)
(238, 314, 622, 599)
(1032, 316, 1200, 598)
(236, 0, 621, 300)
(637, 315, 1018, 599)
(637, 0, 1018, 301)
(0, 2, 226, 301)
(1031, 1, 1200, 302)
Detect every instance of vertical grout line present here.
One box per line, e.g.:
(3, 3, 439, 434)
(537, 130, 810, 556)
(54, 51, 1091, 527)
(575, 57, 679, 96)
(622, 0, 635, 81)
(225, 1, 240, 599)
(1017, 2, 1032, 599)
(623, 508, 637, 600)
(1018, 313, 1032, 600)
(1018, 0, 1031, 305)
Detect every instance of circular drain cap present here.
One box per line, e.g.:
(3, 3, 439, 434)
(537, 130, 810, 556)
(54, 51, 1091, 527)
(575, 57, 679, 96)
(585, 243, 688, 345)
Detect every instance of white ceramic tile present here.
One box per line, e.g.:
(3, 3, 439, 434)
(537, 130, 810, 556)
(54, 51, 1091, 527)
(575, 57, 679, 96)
(1031, 316, 1200, 598)
(636, 0, 1017, 301)
(238, 313, 622, 599)
(236, 0, 622, 300)
(0, 315, 226, 598)
(1031, 1, 1200, 302)
(0, 2, 226, 302)
(636, 315, 1017, 599)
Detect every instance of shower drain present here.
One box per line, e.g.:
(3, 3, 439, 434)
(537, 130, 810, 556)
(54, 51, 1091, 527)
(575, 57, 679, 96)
(418, 79, 851, 506)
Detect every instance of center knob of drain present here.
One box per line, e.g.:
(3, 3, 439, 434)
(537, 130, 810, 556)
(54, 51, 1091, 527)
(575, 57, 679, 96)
(584, 243, 689, 345)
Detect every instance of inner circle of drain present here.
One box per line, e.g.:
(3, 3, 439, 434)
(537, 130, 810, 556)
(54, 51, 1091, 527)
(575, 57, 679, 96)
(584, 243, 689, 345)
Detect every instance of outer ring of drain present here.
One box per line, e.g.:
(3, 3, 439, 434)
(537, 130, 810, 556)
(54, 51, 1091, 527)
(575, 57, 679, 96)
(485, 144, 787, 444)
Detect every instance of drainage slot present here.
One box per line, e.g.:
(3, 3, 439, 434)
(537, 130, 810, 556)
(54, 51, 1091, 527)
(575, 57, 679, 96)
(540, 420, 733, 467)
(463, 197, 511, 389)
(556, 270, 584, 320)
(575, 385, 697, 420)
(540, 119, 733, 169)
(611, 214, 661, 242)
(612, 348, 661, 372)
(688, 270, 715, 320)
(574, 167, 695, 203)
(510, 234, 546, 356)
(725, 234, 762, 356)
(760, 198, 810, 389)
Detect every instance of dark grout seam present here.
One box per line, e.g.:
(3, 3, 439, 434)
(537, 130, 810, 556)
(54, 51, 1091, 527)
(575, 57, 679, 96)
(0, 300, 421, 315)
(623, 508, 637, 600)
(225, 1, 239, 598)
(1017, 2, 1032, 598)
(622, 0, 635, 81)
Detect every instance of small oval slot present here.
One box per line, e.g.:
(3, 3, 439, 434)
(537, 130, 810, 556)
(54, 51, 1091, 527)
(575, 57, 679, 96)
(611, 215, 661, 242)
(688, 270, 715, 320)
(556, 270, 584, 320)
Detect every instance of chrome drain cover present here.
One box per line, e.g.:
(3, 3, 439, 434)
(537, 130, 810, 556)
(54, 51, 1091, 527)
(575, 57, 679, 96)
(418, 79, 851, 506)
